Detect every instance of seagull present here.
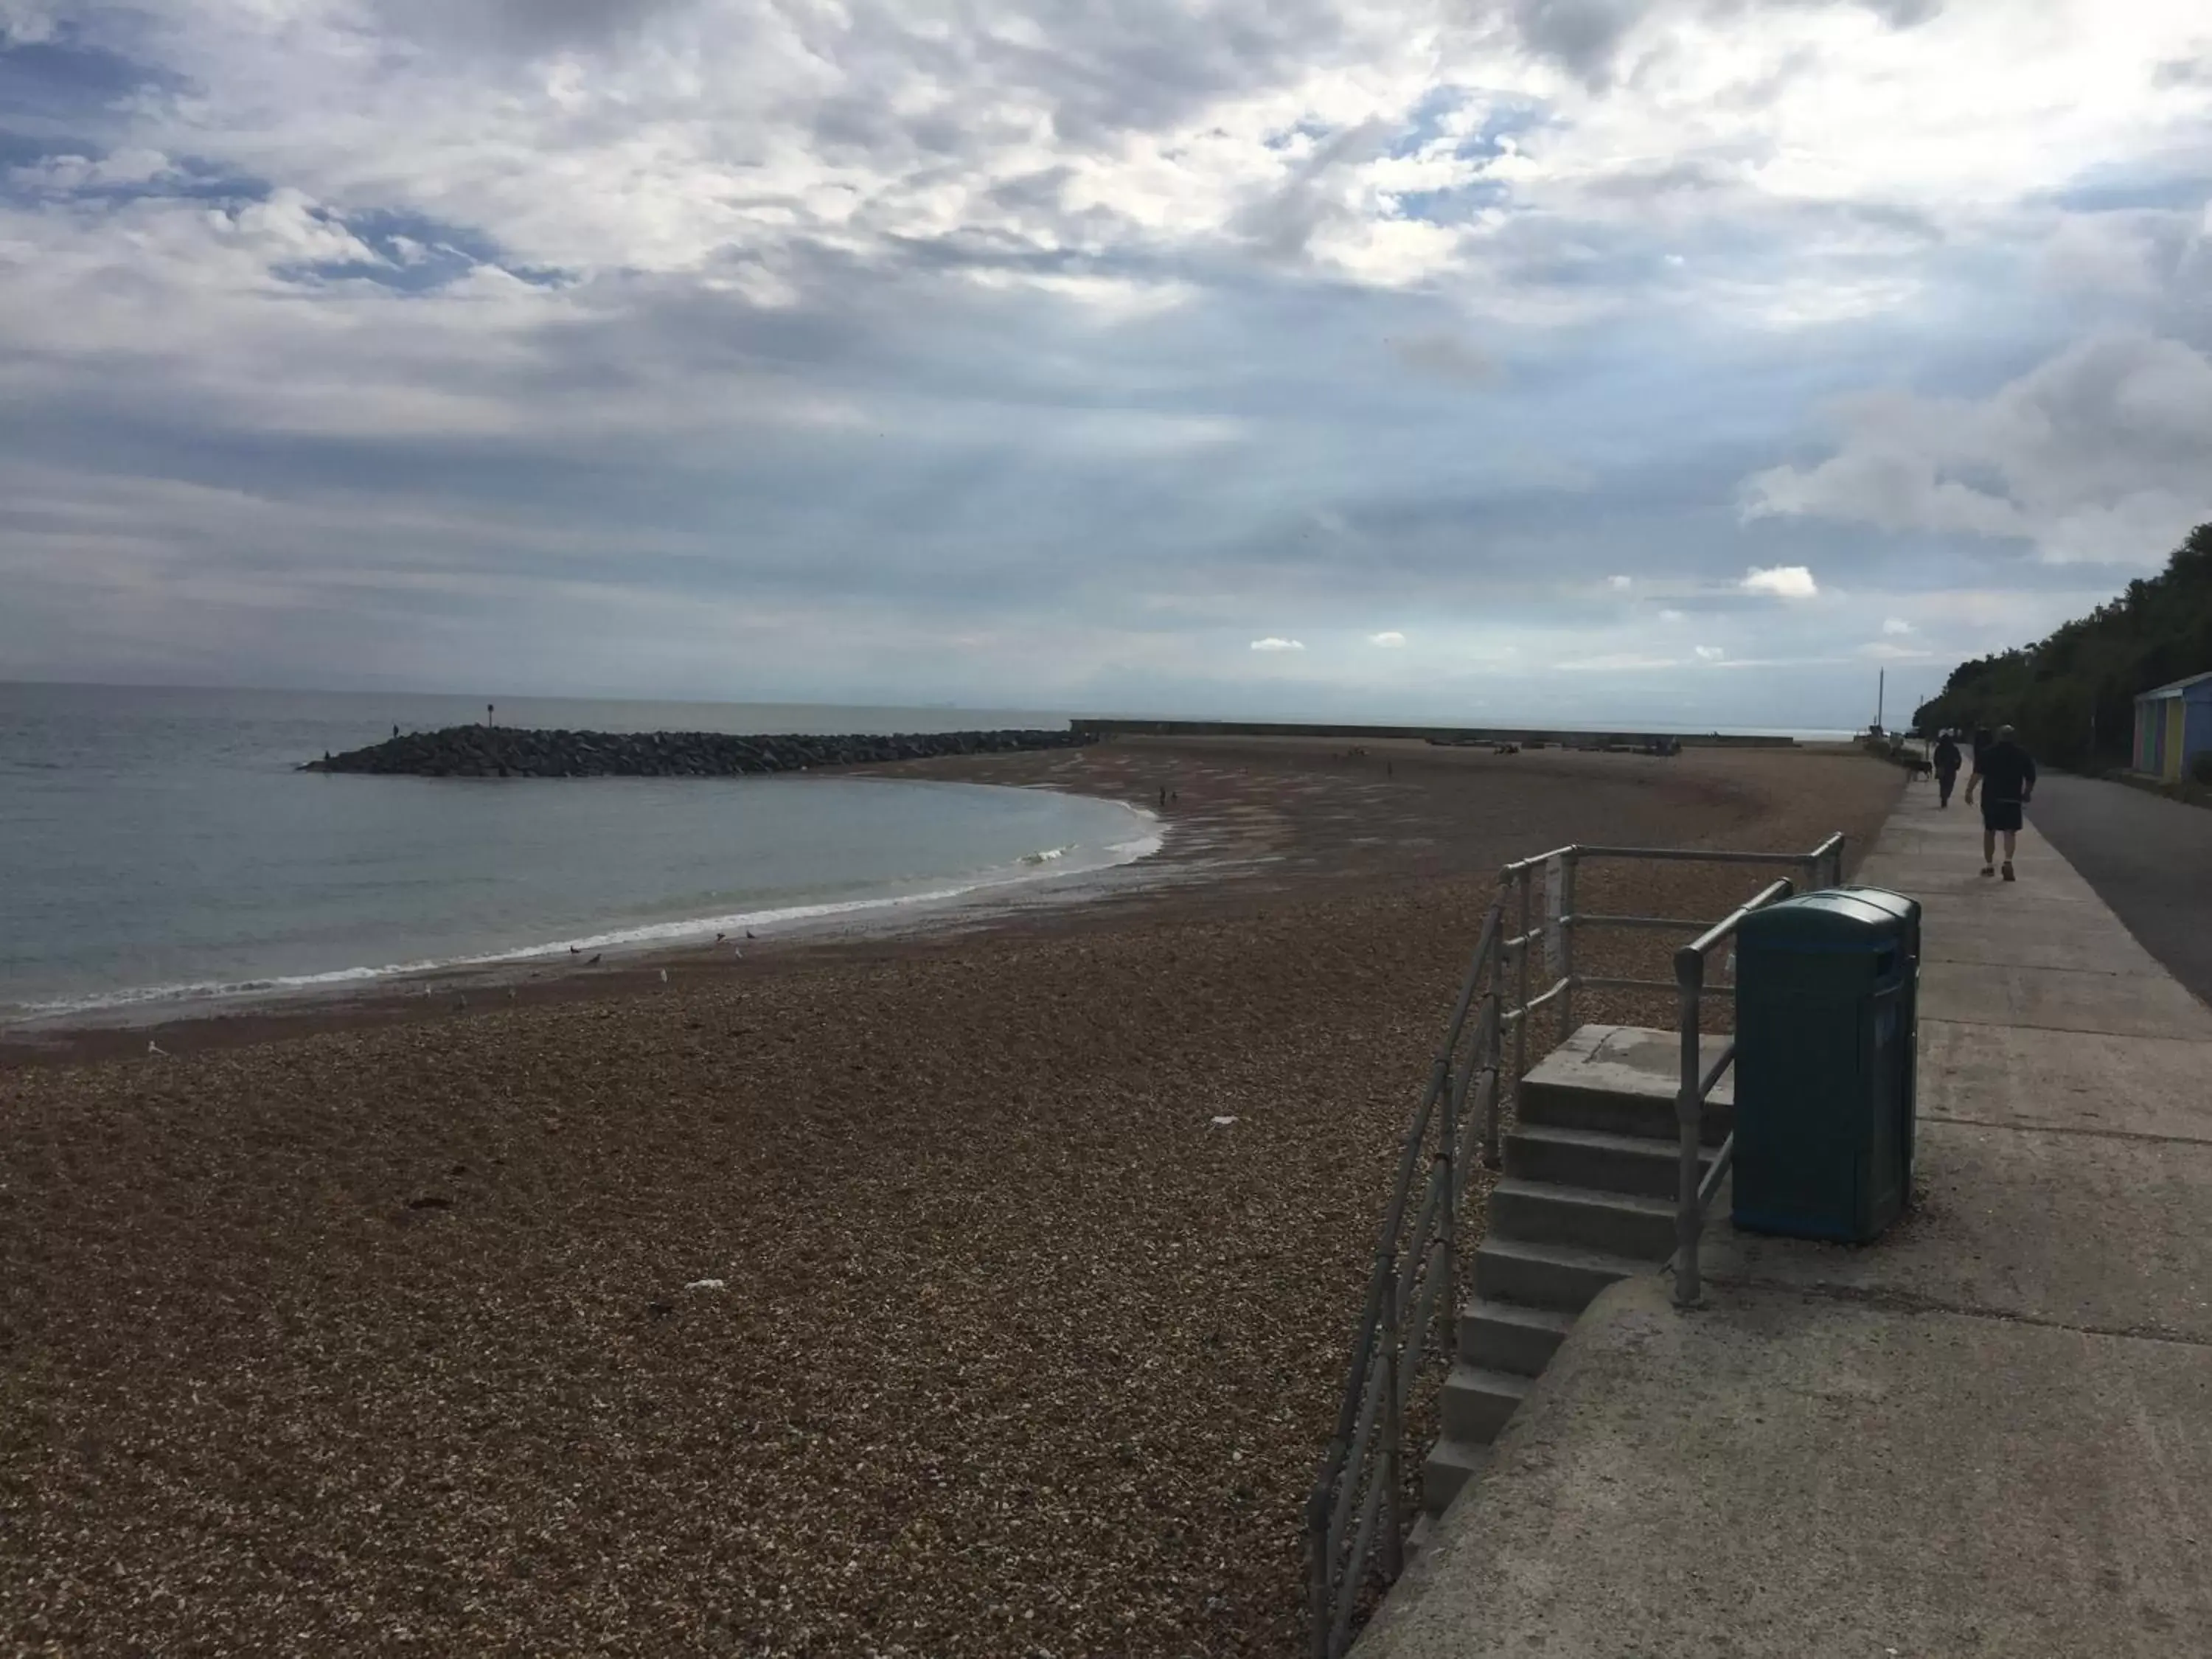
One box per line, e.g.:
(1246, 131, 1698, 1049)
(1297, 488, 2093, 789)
(659, 968, 669, 984)
(745, 930, 755, 940)
(585, 952, 602, 966)
(146, 1039, 167, 1057)
(569, 945, 582, 956)
(507, 987, 517, 1001)
(732, 947, 744, 959)
(715, 932, 725, 943)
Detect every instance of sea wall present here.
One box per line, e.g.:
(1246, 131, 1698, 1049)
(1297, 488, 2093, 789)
(1070, 717, 1795, 748)
(302, 726, 1093, 778)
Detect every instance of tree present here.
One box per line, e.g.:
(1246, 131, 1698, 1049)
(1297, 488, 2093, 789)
(1911, 523, 2212, 768)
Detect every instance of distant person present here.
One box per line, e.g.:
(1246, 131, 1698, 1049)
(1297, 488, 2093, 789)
(1965, 724, 2036, 881)
(1933, 731, 1962, 807)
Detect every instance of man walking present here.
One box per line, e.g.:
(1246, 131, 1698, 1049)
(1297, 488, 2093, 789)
(1964, 723, 2036, 880)
(1933, 730, 1962, 808)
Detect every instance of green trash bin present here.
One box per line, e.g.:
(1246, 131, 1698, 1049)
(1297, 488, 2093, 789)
(1731, 886, 1919, 1243)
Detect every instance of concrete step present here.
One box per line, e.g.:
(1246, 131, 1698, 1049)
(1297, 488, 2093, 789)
(1491, 1177, 1679, 1260)
(1459, 1298, 1576, 1377)
(1421, 1436, 1492, 1517)
(1475, 1235, 1649, 1313)
(1506, 1123, 1711, 1199)
(1407, 1510, 1436, 1559)
(1518, 1023, 1732, 1146)
(1441, 1363, 1531, 1443)
(1520, 1075, 1731, 1145)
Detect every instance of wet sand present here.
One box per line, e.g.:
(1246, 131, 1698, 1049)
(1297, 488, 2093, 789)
(0, 737, 1902, 1656)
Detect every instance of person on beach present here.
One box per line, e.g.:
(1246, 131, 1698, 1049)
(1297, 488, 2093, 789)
(1964, 723, 2036, 880)
(1933, 731, 1962, 807)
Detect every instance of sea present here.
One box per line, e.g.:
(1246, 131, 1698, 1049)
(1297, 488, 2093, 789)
(0, 684, 1159, 1026)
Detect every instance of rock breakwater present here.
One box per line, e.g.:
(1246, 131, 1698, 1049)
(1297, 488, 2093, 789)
(302, 726, 1093, 778)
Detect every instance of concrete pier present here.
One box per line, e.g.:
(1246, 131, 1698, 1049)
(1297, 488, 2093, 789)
(1356, 784, 2212, 1656)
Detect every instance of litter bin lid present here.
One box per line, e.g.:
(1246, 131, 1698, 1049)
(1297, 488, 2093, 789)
(1737, 886, 1918, 953)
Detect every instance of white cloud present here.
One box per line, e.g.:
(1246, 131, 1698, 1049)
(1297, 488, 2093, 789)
(3, 0, 2209, 718)
(1860, 641, 1931, 660)
(1694, 644, 1725, 661)
(1741, 565, 1820, 599)
(1881, 616, 1916, 635)
(1368, 630, 1407, 647)
(1742, 333, 2212, 565)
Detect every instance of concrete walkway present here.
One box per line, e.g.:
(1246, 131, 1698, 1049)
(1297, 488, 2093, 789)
(1357, 786, 2212, 1658)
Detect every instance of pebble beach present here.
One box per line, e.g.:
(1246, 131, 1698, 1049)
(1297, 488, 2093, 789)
(1, 737, 1905, 1657)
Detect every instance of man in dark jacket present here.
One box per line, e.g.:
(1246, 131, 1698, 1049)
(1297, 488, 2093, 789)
(1964, 724, 2037, 880)
(1933, 731, 1963, 807)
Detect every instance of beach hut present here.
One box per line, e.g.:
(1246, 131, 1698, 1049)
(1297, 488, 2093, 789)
(2132, 671, 2212, 781)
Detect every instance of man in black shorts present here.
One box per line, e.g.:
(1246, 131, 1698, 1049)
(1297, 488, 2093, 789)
(1964, 723, 2036, 880)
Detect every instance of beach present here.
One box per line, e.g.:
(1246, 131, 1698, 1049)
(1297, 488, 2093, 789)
(0, 737, 1904, 1656)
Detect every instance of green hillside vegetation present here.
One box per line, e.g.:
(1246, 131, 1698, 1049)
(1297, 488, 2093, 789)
(1911, 521, 2212, 770)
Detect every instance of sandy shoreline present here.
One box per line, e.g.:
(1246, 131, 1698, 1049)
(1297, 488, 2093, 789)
(0, 737, 1905, 1656)
(7, 736, 1860, 1068)
(0, 784, 1172, 1062)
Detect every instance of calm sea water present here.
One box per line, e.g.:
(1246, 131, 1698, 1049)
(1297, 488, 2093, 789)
(0, 684, 1157, 1022)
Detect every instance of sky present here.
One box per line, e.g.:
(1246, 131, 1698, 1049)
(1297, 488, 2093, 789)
(2, 1, 2210, 728)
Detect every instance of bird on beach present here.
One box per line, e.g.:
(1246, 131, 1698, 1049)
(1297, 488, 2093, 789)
(659, 968, 669, 984)
(715, 931, 726, 942)
(586, 952, 602, 966)
(745, 930, 755, 939)
(569, 945, 582, 956)
(146, 1039, 167, 1057)
(733, 947, 744, 959)
(507, 987, 517, 1001)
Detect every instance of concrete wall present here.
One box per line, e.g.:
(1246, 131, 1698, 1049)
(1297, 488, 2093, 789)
(1068, 717, 1796, 748)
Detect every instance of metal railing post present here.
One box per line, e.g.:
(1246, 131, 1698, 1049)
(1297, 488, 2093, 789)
(1558, 849, 1579, 1042)
(1379, 1259, 1403, 1582)
(1673, 945, 1706, 1308)
(1513, 869, 1533, 1088)
(1439, 1067, 1458, 1363)
(1306, 1483, 1329, 1659)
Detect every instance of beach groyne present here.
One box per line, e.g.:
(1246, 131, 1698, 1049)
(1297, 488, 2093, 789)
(302, 726, 1093, 778)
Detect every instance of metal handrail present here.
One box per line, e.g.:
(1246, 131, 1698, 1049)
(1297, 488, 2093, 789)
(1669, 877, 1796, 1304)
(1307, 900, 1503, 1655)
(1305, 833, 1846, 1656)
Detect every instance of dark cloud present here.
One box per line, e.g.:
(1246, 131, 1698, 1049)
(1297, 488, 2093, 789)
(1391, 330, 1498, 384)
(367, 0, 702, 55)
(1510, 0, 1646, 86)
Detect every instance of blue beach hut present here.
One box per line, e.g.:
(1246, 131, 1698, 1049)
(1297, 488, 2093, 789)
(2132, 671, 2212, 781)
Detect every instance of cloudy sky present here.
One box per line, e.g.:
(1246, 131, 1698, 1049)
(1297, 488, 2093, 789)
(4, 1, 2209, 726)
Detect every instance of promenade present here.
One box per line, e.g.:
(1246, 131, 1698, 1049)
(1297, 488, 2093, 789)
(1359, 784, 2212, 1656)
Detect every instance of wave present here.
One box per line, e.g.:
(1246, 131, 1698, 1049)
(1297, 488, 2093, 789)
(7, 804, 1166, 1024)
